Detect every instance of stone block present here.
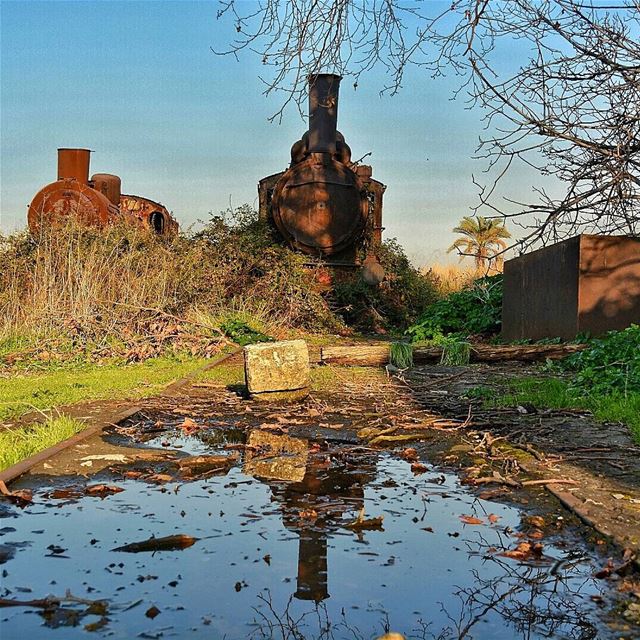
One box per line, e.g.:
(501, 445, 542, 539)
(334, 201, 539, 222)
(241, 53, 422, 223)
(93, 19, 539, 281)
(244, 340, 310, 397)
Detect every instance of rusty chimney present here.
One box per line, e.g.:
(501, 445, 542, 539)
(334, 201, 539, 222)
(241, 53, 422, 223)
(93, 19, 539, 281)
(57, 148, 91, 184)
(308, 74, 341, 155)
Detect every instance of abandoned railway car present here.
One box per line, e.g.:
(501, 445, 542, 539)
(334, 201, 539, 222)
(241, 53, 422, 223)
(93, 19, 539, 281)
(259, 74, 386, 284)
(27, 148, 177, 237)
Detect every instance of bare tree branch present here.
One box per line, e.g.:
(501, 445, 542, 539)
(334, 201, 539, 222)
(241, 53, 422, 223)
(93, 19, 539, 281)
(216, 1, 640, 249)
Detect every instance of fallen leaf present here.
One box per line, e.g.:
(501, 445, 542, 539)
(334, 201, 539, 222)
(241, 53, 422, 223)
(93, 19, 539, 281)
(499, 541, 544, 561)
(49, 488, 83, 500)
(346, 507, 384, 531)
(146, 474, 174, 484)
(0, 481, 32, 507)
(594, 559, 615, 579)
(411, 463, 428, 475)
(488, 514, 500, 524)
(145, 605, 161, 619)
(400, 448, 418, 463)
(180, 417, 201, 435)
(525, 515, 546, 529)
(460, 515, 484, 525)
(85, 484, 124, 497)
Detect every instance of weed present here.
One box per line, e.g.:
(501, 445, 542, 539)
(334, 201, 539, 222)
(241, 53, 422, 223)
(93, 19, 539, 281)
(389, 342, 413, 369)
(220, 318, 273, 346)
(439, 337, 471, 366)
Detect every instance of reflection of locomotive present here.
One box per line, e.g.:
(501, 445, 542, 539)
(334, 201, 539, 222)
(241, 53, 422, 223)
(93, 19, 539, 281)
(244, 430, 377, 602)
(259, 74, 386, 284)
(28, 148, 177, 236)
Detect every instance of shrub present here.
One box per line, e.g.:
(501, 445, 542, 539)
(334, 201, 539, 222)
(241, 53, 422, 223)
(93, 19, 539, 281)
(331, 238, 439, 332)
(556, 325, 640, 396)
(406, 274, 503, 341)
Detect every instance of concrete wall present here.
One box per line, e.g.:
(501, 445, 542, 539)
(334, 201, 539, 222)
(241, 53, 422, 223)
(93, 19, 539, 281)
(578, 235, 640, 334)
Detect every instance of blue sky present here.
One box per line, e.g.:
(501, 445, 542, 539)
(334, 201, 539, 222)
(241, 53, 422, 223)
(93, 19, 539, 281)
(1, 0, 538, 266)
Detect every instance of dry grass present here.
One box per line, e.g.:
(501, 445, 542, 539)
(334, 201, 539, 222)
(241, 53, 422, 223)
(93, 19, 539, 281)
(0, 212, 340, 365)
(422, 262, 480, 296)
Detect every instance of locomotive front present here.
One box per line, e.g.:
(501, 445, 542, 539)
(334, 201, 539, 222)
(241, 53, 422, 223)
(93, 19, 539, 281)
(259, 74, 385, 282)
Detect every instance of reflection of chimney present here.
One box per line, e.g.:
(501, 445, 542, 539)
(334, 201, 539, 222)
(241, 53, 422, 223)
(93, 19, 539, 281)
(308, 74, 341, 155)
(57, 148, 91, 184)
(294, 532, 329, 602)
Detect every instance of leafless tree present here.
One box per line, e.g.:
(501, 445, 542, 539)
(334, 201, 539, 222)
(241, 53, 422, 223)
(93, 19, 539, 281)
(215, 1, 640, 250)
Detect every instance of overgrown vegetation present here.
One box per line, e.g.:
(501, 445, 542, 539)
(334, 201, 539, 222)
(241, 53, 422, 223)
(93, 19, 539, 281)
(332, 239, 438, 333)
(0, 206, 339, 369)
(406, 274, 503, 341)
(0, 415, 85, 471)
(555, 325, 640, 397)
(1, 207, 436, 369)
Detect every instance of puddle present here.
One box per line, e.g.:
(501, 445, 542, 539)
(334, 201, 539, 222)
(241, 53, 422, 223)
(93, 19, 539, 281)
(0, 419, 630, 639)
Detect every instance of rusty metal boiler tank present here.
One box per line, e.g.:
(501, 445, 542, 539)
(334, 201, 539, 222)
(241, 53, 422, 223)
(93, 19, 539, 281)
(259, 74, 386, 281)
(28, 149, 120, 232)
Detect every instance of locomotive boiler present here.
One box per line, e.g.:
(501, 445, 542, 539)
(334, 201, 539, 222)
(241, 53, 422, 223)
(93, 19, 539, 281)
(258, 74, 386, 283)
(28, 148, 177, 236)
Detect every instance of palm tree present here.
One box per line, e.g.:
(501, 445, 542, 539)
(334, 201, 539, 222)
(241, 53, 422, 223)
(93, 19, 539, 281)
(448, 216, 511, 271)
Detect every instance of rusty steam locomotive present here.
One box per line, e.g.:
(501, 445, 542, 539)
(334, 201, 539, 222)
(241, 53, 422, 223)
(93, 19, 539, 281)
(28, 148, 177, 237)
(259, 74, 386, 283)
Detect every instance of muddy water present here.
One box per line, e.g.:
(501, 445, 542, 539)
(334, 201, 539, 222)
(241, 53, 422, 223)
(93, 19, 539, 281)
(0, 422, 622, 639)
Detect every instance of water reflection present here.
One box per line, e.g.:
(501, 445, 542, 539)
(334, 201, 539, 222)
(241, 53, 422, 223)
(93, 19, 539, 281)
(244, 430, 377, 602)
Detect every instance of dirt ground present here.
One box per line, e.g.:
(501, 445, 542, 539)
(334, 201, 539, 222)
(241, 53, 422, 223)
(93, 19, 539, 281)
(404, 362, 640, 559)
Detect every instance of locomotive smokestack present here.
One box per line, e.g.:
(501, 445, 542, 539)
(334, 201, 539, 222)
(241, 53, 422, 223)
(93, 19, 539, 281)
(308, 74, 341, 154)
(57, 148, 91, 184)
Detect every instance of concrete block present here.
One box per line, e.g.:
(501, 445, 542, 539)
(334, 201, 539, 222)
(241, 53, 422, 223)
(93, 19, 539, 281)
(244, 340, 310, 397)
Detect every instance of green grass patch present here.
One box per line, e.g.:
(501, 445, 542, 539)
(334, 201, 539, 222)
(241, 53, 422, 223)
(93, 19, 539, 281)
(0, 415, 86, 471)
(0, 355, 208, 422)
(196, 363, 246, 387)
(472, 377, 640, 443)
